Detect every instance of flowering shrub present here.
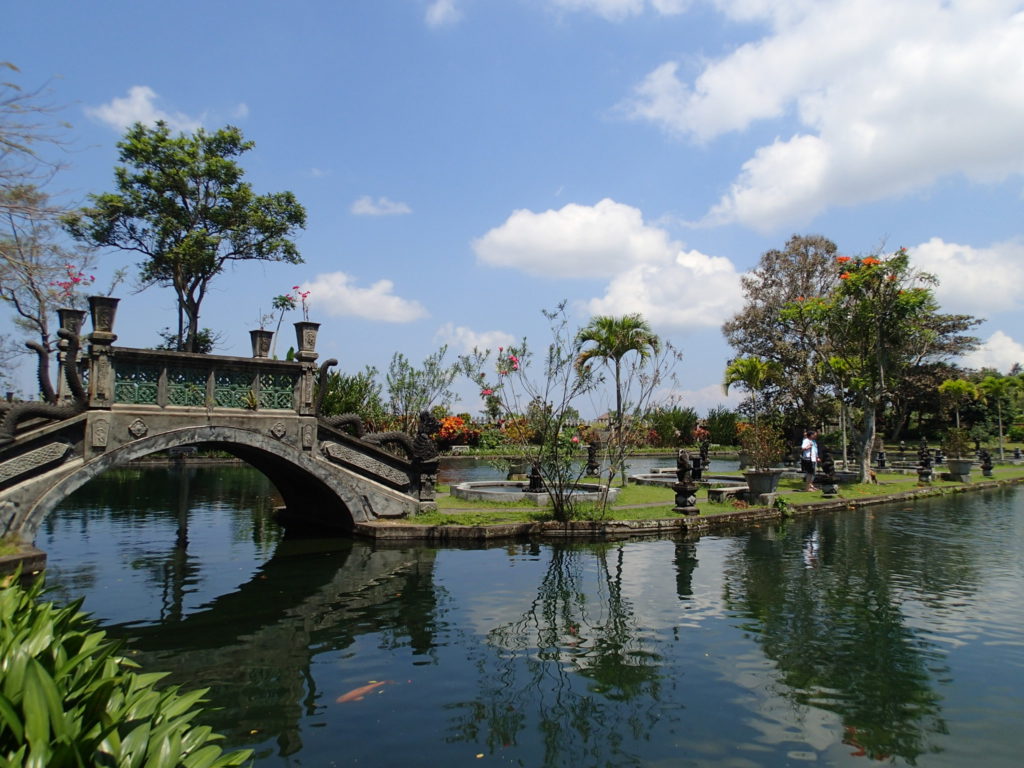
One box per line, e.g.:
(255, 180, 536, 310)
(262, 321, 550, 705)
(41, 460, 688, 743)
(49, 263, 95, 305)
(292, 285, 311, 320)
(434, 415, 481, 448)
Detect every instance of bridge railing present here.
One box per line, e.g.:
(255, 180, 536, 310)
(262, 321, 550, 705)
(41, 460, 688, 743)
(88, 347, 316, 415)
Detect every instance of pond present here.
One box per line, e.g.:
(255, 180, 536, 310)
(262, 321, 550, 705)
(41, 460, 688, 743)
(36, 464, 1024, 767)
(438, 454, 738, 484)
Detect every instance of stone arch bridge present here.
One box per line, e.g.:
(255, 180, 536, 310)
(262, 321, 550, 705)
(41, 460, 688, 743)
(0, 314, 437, 549)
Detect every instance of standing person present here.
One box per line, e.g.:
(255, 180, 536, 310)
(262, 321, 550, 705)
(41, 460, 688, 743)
(801, 429, 820, 492)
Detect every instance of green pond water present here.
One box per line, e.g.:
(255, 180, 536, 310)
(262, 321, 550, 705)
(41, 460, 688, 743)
(37, 464, 1024, 767)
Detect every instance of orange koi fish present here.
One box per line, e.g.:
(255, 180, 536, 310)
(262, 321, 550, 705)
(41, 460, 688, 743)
(336, 680, 393, 703)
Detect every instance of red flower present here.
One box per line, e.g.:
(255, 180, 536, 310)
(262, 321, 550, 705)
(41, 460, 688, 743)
(480, 388, 494, 396)
(836, 256, 851, 263)
(795, 296, 805, 301)
(839, 272, 851, 280)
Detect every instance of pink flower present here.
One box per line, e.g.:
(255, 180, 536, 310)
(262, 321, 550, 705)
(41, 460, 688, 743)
(571, 436, 580, 443)
(481, 388, 494, 396)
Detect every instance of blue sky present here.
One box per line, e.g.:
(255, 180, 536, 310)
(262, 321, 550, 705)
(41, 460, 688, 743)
(7, 0, 1024, 416)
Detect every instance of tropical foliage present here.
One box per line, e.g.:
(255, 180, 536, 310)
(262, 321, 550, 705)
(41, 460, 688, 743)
(0, 575, 251, 767)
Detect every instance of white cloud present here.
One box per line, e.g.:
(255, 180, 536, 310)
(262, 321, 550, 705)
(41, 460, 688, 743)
(86, 86, 203, 133)
(961, 331, 1024, 373)
(473, 198, 673, 278)
(350, 196, 413, 216)
(434, 322, 516, 354)
(475, 198, 742, 328)
(622, 0, 1024, 231)
(302, 272, 428, 323)
(426, 0, 462, 26)
(584, 248, 742, 327)
(910, 237, 1024, 316)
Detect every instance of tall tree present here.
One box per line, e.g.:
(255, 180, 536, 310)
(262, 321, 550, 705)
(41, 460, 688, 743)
(977, 375, 1017, 460)
(576, 313, 662, 485)
(937, 378, 979, 429)
(1, 63, 68, 216)
(795, 248, 976, 481)
(64, 121, 306, 352)
(722, 234, 840, 425)
(0, 185, 95, 397)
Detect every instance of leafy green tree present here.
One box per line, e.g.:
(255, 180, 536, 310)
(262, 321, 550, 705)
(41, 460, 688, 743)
(64, 121, 306, 352)
(795, 249, 970, 481)
(722, 235, 840, 426)
(319, 365, 387, 429)
(977, 375, 1017, 459)
(386, 346, 458, 433)
(647, 404, 699, 447)
(722, 356, 782, 423)
(576, 313, 662, 485)
(938, 378, 979, 429)
(704, 405, 738, 445)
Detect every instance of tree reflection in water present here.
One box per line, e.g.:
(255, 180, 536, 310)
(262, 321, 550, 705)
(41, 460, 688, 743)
(722, 515, 951, 762)
(445, 542, 667, 767)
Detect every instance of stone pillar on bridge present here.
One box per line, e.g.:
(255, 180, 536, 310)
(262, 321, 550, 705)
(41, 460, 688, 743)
(86, 296, 120, 409)
(294, 322, 320, 417)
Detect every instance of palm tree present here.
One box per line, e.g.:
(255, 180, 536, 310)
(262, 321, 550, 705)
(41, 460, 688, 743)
(937, 378, 979, 429)
(978, 375, 1017, 460)
(576, 314, 660, 484)
(722, 356, 783, 423)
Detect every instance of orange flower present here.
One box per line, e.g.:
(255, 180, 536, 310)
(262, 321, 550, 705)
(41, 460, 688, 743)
(839, 272, 851, 280)
(836, 256, 851, 263)
(886, 274, 896, 281)
(862, 257, 881, 266)
(796, 296, 805, 301)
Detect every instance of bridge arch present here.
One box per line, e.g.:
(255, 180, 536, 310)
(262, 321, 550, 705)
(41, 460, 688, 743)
(18, 425, 405, 543)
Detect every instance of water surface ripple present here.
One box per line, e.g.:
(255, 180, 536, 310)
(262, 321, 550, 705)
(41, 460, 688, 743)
(37, 467, 1024, 767)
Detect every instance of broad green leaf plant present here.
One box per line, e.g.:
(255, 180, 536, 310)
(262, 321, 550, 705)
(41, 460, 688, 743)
(0, 575, 251, 768)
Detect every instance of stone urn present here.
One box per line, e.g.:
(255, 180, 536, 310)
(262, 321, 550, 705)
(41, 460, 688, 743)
(743, 468, 784, 496)
(249, 329, 274, 358)
(945, 458, 973, 482)
(294, 321, 320, 354)
(87, 295, 120, 336)
(57, 308, 87, 337)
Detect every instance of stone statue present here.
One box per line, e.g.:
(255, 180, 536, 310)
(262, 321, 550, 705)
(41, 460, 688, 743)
(675, 449, 691, 483)
(0, 330, 87, 445)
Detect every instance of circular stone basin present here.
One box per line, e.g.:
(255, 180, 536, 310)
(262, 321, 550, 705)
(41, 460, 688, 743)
(452, 481, 619, 506)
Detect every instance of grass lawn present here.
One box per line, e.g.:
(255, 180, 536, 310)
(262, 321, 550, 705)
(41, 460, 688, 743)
(416, 464, 1024, 526)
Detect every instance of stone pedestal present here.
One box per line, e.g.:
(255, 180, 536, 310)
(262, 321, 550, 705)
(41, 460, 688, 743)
(672, 481, 699, 515)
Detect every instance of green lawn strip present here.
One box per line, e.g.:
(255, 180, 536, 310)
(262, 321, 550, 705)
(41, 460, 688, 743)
(426, 465, 1024, 526)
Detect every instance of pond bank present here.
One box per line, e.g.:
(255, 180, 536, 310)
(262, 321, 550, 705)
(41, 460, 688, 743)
(356, 474, 1024, 542)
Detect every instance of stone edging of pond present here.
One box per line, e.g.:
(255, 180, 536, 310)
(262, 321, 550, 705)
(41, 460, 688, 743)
(355, 475, 1024, 543)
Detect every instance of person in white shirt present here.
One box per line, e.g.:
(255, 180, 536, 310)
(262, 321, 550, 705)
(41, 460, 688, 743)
(801, 429, 819, 492)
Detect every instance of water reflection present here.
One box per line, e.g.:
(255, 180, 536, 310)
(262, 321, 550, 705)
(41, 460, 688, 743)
(450, 543, 665, 767)
(37, 466, 1024, 766)
(723, 515, 951, 762)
